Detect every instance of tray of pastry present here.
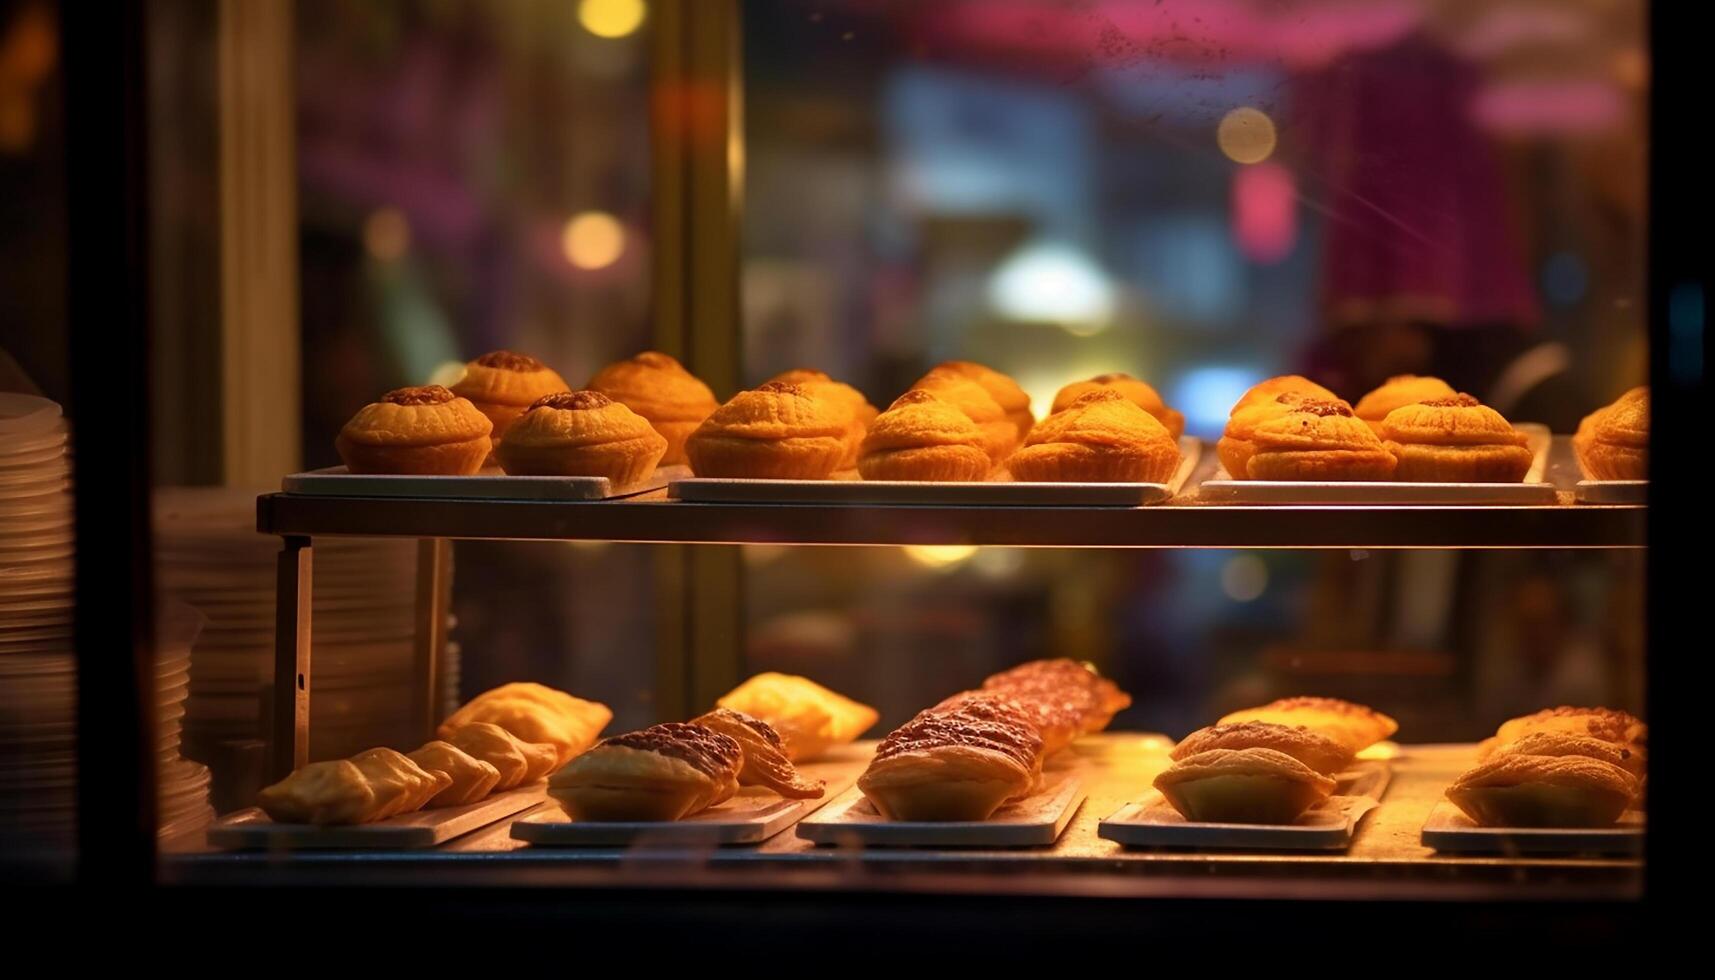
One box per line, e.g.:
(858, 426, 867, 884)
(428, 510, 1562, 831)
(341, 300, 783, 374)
(1198, 425, 1553, 505)
(1419, 801, 1644, 856)
(1096, 763, 1387, 851)
(510, 775, 856, 847)
(795, 773, 1086, 848)
(207, 784, 546, 850)
(668, 437, 1199, 507)
(281, 465, 690, 501)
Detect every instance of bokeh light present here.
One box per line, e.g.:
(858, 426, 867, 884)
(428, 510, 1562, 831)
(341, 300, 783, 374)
(362, 208, 411, 262)
(903, 545, 977, 569)
(1216, 106, 1277, 164)
(426, 360, 468, 387)
(578, 0, 646, 39)
(561, 211, 626, 269)
(1220, 554, 1269, 601)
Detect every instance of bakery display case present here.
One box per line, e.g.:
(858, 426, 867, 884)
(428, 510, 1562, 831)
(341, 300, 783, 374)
(3, 0, 1698, 938)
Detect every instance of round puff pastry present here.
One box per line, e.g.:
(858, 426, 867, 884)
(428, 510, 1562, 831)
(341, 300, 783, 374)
(692, 708, 825, 799)
(1051, 373, 1184, 440)
(256, 760, 378, 826)
(494, 391, 667, 483)
(407, 740, 503, 808)
(548, 722, 742, 822)
(1494, 706, 1646, 749)
(981, 658, 1132, 737)
(715, 672, 880, 762)
(1446, 753, 1637, 828)
(587, 351, 720, 466)
(768, 369, 879, 469)
(1242, 400, 1397, 481)
(1153, 747, 1337, 824)
(438, 682, 613, 768)
(1574, 386, 1647, 480)
(858, 692, 1044, 822)
(445, 722, 561, 790)
(1216, 390, 1336, 478)
(1483, 731, 1644, 778)
(926, 361, 1035, 441)
(1231, 375, 1338, 414)
(857, 389, 991, 482)
(1353, 374, 1457, 433)
(909, 369, 1019, 464)
(1218, 696, 1399, 754)
(685, 381, 850, 479)
(335, 385, 493, 475)
(347, 747, 453, 820)
(1170, 721, 1355, 777)
(1006, 390, 1180, 483)
(448, 350, 571, 444)
(1379, 394, 1533, 483)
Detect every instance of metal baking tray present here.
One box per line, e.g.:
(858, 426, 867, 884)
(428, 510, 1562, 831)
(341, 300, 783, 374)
(668, 438, 1199, 507)
(1198, 425, 1553, 505)
(1419, 800, 1643, 855)
(281, 465, 690, 501)
(1574, 480, 1646, 505)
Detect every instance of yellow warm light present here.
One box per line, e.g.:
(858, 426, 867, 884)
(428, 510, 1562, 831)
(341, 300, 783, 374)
(579, 0, 646, 39)
(903, 545, 977, 568)
(427, 360, 468, 387)
(1357, 741, 1400, 761)
(561, 211, 626, 269)
(363, 207, 410, 262)
(1217, 106, 1277, 165)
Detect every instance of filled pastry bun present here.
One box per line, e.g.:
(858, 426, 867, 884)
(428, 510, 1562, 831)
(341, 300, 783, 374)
(335, 385, 493, 475)
(858, 389, 992, 482)
(1050, 373, 1184, 440)
(1378, 394, 1533, 483)
(685, 382, 851, 479)
(1006, 389, 1180, 483)
(587, 351, 720, 466)
(495, 390, 667, 484)
(448, 350, 570, 445)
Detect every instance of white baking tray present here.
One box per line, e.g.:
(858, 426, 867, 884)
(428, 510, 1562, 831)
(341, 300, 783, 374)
(281, 465, 689, 501)
(206, 783, 545, 850)
(1419, 800, 1643, 855)
(669, 438, 1199, 507)
(1574, 480, 1646, 505)
(795, 774, 1085, 848)
(1198, 425, 1553, 505)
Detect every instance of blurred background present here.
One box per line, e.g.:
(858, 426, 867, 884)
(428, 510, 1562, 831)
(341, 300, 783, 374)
(0, 0, 1648, 846)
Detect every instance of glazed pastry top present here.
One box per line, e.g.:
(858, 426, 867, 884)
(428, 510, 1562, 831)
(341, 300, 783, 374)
(587, 351, 720, 422)
(1219, 696, 1399, 750)
(874, 692, 1043, 770)
(1170, 721, 1354, 774)
(339, 385, 493, 446)
(862, 390, 988, 452)
(1378, 394, 1527, 447)
(982, 658, 1133, 719)
(695, 382, 850, 442)
(1495, 706, 1646, 747)
(1246, 400, 1385, 452)
(499, 391, 663, 450)
(1020, 389, 1172, 449)
(1584, 387, 1648, 446)
(1449, 752, 1638, 795)
(695, 707, 787, 751)
(451, 350, 570, 407)
(1232, 375, 1338, 414)
(1353, 374, 1457, 421)
(1485, 731, 1637, 770)
(600, 722, 743, 780)
(1154, 747, 1337, 789)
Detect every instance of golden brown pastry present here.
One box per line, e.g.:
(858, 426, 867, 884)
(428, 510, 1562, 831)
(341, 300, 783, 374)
(1493, 706, 1646, 749)
(1051, 373, 1184, 440)
(438, 682, 612, 768)
(910, 369, 1019, 464)
(1379, 394, 1533, 482)
(1216, 389, 1341, 478)
(857, 389, 992, 482)
(347, 748, 453, 820)
(256, 760, 377, 826)
(691, 708, 825, 799)
(494, 391, 667, 483)
(448, 350, 571, 445)
(1232, 375, 1339, 414)
(715, 672, 879, 761)
(587, 351, 719, 466)
(1353, 374, 1457, 434)
(981, 658, 1132, 738)
(767, 369, 879, 469)
(1218, 696, 1399, 754)
(1574, 386, 1648, 481)
(1007, 390, 1181, 483)
(408, 741, 504, 808)
(938, 688, 1081, 758)
(684, 381, 850, 479)
(1446, 753, 1637, 828)
(547, 722, 742, 821)
(1170, 722, 1355, 777)
(445, 722, 561, 790)
(335, 385, 493, 475)
(858, 692, 1044, 822)
(1242, 400, 1397, 481)
(925, 361, 1035, 441)
(1154, 748, 1337, 824)
(1483, 731, 1644, 778)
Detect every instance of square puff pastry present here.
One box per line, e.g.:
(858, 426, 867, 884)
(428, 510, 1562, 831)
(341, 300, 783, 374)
(445, 722, 560, 790)
(1154, 747, 1337, 824)
(408, 740, 504, 808)
(438, 682, 612, 767)
(716, 672, 879, 762)
(256, 760, 378, 826)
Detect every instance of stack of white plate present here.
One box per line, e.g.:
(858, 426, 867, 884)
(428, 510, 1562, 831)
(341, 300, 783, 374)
(154, 487, 456, 810)
(1, 394, 78, 846)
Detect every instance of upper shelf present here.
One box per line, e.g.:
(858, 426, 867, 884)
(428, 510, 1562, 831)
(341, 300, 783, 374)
(258, 436, 1644, 549)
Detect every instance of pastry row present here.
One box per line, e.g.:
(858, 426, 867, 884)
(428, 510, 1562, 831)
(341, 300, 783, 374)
(1450, 706, 1646, 828)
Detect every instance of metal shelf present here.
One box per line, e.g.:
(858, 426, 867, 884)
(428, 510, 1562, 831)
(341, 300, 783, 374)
(258, 491, 1642, 549)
